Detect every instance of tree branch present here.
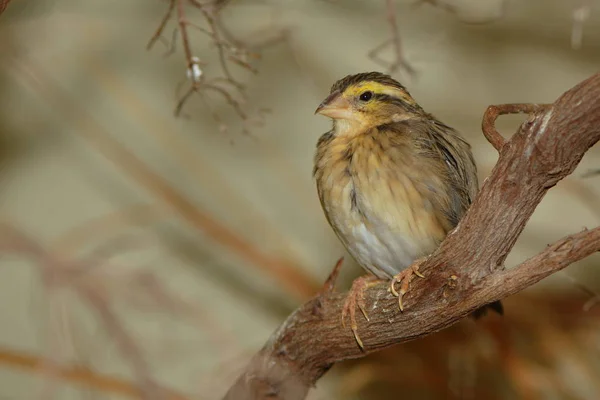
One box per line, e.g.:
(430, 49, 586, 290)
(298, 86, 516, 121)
(223, 73, 600, 400)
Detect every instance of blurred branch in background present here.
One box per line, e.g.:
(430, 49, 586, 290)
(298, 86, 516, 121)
(0, 223, 192, 398)
(5, 52, 320, 301)
(0, 346, 190, 399)
(0, 0, 11, 15)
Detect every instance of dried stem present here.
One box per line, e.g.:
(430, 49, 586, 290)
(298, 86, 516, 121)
(369, 0, 415, 76)
(385, 0, 415, 75)
(224, 73, 600, 400)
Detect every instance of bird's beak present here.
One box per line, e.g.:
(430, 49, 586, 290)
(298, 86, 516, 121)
(315, 91, 353, 119)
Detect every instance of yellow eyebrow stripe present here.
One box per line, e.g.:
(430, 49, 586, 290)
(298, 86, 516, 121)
(344, 81, 415, 105)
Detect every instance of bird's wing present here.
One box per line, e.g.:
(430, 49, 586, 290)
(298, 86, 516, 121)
(383, 117, 478, 230)
(427, 118, 479, 226)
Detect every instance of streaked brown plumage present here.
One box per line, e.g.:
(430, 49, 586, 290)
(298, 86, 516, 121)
(314, 72, 502, 348)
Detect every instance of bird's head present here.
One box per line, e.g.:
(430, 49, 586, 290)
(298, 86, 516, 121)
(315, 72, 423, 134)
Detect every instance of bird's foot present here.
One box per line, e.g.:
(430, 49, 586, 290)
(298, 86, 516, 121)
(342, 275, 382, 349)
(389, 259, 426, 311)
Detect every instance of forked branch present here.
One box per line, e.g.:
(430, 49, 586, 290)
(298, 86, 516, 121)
(223, 73, 600, 400)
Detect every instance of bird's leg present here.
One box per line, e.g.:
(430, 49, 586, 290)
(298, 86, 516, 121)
(389, 258, 426, 311)
(342, 274, 383, 349)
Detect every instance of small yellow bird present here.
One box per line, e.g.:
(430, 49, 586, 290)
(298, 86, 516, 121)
(313, 72, 502, 347)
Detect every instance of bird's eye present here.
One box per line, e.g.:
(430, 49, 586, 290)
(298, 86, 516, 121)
(359, 91, 373, 101)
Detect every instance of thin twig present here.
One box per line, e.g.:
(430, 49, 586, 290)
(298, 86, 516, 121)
(197, 4, 245, 93)
(368, 0, 415, 76)
(204, 82, 247, 119)
(385, 0, 415, 75)
(147, 0, 177, 50)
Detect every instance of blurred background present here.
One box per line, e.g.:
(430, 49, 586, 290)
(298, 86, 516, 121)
(1, 0, 600, 399)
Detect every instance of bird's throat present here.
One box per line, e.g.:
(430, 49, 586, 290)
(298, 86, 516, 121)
(333, 118, 371, 138)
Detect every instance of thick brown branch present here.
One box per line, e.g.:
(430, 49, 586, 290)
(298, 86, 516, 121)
(223, 73, 600, 400)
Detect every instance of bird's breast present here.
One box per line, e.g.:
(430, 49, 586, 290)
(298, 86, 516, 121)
(315, 133, 449, 277)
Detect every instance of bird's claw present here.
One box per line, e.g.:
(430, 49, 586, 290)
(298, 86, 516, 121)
(390, 263, 426, 311)
(341, 287, 366, 349)
(341, 275, 380, 349)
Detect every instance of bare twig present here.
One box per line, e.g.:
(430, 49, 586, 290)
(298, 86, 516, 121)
(224, 73, 600, 400)
(147, 0, 177, 51)
(369, 0, 415, 76)
(385, 0, 414, 75)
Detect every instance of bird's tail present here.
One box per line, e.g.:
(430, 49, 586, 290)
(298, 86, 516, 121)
(471, 300, 503, 320)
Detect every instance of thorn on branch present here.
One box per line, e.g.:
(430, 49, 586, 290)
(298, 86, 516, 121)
(312, 257, 344, 316)
(322, 257, 344, 295)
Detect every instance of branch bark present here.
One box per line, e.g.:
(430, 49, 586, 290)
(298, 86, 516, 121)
(223, 73, 600, 400)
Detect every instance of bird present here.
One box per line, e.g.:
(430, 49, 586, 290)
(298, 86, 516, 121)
(313, 72, 503, 348)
